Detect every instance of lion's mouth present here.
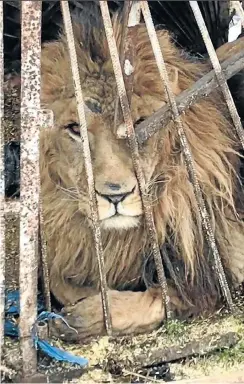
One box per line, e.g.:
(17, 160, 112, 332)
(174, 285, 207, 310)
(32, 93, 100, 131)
(100, 213, 141, 230)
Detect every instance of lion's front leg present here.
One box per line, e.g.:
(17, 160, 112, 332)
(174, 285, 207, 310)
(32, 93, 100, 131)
(49, 286, 186, 342)
(49, 270, 98, 307)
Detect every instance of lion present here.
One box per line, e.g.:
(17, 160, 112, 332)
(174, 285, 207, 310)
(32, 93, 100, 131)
(39, 15, 244, 342)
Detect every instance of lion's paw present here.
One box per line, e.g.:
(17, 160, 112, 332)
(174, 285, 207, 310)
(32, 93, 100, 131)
(49, 295, 105, 342)
(49, 289, 165, 342)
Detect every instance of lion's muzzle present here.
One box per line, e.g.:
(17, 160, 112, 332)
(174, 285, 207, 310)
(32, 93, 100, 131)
(92, 184, 143, 229)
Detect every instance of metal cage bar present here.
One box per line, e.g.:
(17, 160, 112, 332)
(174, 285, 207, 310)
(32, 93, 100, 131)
(140, 1, 233, 308)
(19, 1, 43, 377)
(114, 1, 141, 135)
(100, 1, 171, 318)
(60, 1, 112, 335)
(190, 1, 244, 150)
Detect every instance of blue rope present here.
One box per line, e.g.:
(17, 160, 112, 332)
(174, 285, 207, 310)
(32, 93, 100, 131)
(5, 290, 88, 368)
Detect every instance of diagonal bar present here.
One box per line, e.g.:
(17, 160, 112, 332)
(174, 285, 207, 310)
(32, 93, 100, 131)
(60, 1, 112, 336)
(140, 1, 233, 310)
(19, 1, 42, 377)
(100, 1, 171, 319)
(190, 1, 244, 150)
(0, 0, 4, 375)
(135, 47, 244, 144)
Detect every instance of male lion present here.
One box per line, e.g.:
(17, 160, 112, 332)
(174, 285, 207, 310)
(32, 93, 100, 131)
(39, 16, 244, 341)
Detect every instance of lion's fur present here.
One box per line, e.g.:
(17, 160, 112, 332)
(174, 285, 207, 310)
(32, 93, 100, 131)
(40, 15, 244, 316)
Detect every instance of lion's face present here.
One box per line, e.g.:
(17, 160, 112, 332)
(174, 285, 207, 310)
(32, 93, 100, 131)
(41, 74, 164, 230)
(40, 24, 182, 231)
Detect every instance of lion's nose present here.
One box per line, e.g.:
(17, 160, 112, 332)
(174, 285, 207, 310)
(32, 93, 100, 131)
(101, 192, 130, 204)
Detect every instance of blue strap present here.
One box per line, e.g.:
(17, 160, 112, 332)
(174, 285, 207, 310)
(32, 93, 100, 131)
(5, 290, 89, 368)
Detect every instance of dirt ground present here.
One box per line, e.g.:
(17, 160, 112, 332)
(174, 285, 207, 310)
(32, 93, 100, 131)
(2, 83, 244, 383)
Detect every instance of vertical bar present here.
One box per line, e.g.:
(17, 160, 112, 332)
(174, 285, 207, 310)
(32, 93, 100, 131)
(100, 1, 171, 319)
(19, 1, 42, 377)
(0, 0, 4, 377)
(124, 1, 141, 106)
(190, 1, 244, 151)
(60, 1, 112, 335)
(39, 109, 54, 313)
(128, 1, 141, 26)
(113, 1, 132, 129)
(115, 1, 141, 133)
(140, 2, 233, 309)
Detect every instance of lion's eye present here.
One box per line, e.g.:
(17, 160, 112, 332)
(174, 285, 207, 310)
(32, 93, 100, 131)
(65, 122, 80, 136)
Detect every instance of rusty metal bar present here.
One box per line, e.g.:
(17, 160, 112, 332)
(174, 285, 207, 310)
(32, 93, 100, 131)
(60, 1, 112, 335)
(113, 1, 132, 130)
(0, 0, 4, 374)
(140, 2, 233, 309)
(100, 1, 171, 319)
(19, 1, 42, 377)
(190, 1, 244, 151)
(123, 1, 141, 106)
(115, 1, 141, 135)
(39, 110, 54, 313)
(128, 1, 141, 26)
(39, 200, 51, 312)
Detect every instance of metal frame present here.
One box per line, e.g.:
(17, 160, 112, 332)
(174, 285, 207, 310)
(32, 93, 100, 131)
(0, 0, 244, 379)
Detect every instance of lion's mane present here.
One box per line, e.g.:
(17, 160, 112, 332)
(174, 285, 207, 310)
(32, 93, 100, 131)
(40, 15, 243, 315)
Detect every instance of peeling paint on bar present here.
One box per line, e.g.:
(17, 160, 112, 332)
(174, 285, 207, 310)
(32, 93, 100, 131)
(0, 0, 4, 374)
(140, 1, 233, 309)
(19, 1, 42, 377)
(100, 1, 171, 319)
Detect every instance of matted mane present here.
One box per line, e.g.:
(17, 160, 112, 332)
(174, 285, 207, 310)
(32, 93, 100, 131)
(40, 15, 243, 314)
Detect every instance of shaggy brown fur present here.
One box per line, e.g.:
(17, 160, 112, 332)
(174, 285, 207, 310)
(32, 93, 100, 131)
(39, 17, 244, 341)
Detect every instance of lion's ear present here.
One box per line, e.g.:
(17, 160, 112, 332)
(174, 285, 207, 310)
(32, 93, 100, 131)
(168, 66, 181, 96)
